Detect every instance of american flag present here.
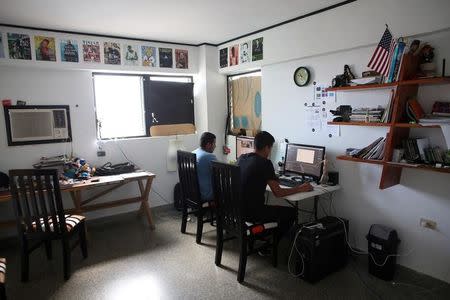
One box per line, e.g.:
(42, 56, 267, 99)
(368, 28, 396, 77)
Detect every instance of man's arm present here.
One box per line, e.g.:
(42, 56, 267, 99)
(267, 180, 313, 198)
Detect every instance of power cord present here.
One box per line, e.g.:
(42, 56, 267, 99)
(288, 226, 305, 277)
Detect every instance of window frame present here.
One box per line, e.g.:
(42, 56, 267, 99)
(226, 69, 261, 136)
(92, 72, 194, 140)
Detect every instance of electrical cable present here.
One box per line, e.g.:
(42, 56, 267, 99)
(287, 226, 306, 277)
(349, 257, 383, 300)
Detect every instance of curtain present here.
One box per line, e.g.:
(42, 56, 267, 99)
(230, 76, 261, 135)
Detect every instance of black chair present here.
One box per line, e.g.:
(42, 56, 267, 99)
(177, 151, 214, 244)
(9, 169, 88, 281)
(212, 161, 279, 283)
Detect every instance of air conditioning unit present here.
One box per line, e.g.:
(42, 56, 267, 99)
(4, 105, 72, 146)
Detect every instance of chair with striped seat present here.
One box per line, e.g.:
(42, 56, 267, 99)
(0, 258, 5, 300)
(9, 169, 88, 281)
(212, 161, 279, 283)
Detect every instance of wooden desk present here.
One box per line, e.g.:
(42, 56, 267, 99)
(0, 171, 156, 230)
(266, 183, 341, 221)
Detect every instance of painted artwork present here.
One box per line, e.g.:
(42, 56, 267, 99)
(82, 40, 101, 63)
(240, 41, 251, 64)
(229, 44, 239, 66)
(175, 49, 188, 69)
(142, 46, 156, 67)
(0, 34, 4, 58)
(7, 33, 32, 60)
(159, 48, 173, 68)
(34, 36, 56, 61)
(252, 37, 263, 61)
(104, 42, 121, 65)
(124, 44, 139, 66)
(60, 39, 79, 62)
(219, 48, 228, 68)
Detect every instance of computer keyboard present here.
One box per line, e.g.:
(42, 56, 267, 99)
(278, 177, 304, 187)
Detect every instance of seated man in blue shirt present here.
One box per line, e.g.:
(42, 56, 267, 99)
(193, 132, 218, 202)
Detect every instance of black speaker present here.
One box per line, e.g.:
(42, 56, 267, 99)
(328, 171, 339, 185)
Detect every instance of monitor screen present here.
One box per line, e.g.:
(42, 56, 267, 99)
(284, 143, 325, 179)
(236, 136, 255, 159)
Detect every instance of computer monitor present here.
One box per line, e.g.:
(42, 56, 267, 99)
(236, 136, 255, 159)
(284, 143, 325, 181)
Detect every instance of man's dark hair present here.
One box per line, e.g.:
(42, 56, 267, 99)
(254, 131, 275, 150)
(200, 132, 216, 148)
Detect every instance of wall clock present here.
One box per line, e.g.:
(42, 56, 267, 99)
(293, 66, 311, 87)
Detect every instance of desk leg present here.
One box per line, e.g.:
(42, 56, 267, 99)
(314, 196, 319, 221)
(70, 191, 83, 214)
(138, 178, 155, 230)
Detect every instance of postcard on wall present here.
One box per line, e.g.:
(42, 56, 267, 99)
(0, 34, 4, 58)
(175, 49, 188, 69)
(252, 37, 263, 61)
(104, 42, 121, 65)
(34, 36, 56, 61)
(219, 48, 228, 68)
(159, 47, 173, 68)
(123, 44, 139, 66)
(60, 39, 79, 62)
(8, 33, 32, 60)
(142, 46, 157, 67)
(229, 44, 239, 66)
(83, 40, 100, 63)
(240, 41, 251, 64)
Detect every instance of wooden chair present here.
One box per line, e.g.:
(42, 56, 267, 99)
(211, 161, 279, 283)
(9, 169, 88, 281)
(0, 258, 5, 300)
(177, 150, 214, 244)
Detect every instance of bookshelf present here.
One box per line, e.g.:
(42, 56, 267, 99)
(330, 54, 450, 189)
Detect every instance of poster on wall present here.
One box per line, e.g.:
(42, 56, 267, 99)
(82, 40, 100, 63)
(252, 37, 263, 61)
(175, 49, 188, 69)
(7, 33, 32, 60)
(219, 48, 228, 68)
(159, 47, 173, 68)
(240, 41, 250, 64)
(104, 42, 121, 65)
(229, 44, 239, 66)
(123, 44, 139, 66)
(60, 39, 79, 62)
(142, 46, 157, 67)
(0, 34, 4, 58)
(34, 36, 56, 61)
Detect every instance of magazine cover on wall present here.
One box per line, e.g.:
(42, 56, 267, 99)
(104, 42, 121, 65)
(240, 41, 251, 63)
(175, 49, 188, 69)
(83, 40, 100, 63)
(159, 48, 173, 68)
(142, 46, 156, 67)
(0, 34, 4, 58)
(229, 44, 239, 66)
(219, 48, 228, 68)
(35, 36, 56, 61)
(60, 39, 79, 62)
(252, 37, 263, 61)
(7, 33, 31, 60)
(124, 44, 139, 66)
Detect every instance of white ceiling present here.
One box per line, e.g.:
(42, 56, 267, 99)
(0, 0, 347, 45)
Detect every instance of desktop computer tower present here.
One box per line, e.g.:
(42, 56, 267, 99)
(292, 216, 349, 283)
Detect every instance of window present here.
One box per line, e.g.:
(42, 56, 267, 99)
(227, 71, 261, 136)
(93, 73, 194, 139)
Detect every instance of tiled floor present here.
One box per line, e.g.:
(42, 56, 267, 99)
(1, 206, 449, 299)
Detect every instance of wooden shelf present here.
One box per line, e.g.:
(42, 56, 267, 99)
(386, 162, 450, 174)
(393, 123, 441, 128)
(328, 122, 391, 127)
(326, 82, 397, 92)
(336, 155, 384, 165)
(400, 77, 450, 86)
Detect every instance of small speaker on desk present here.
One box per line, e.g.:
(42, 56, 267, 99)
(328, 171, 339, 185)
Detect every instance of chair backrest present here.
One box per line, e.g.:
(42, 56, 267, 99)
(176, 150, 202, 206)
(9, 169, 67, 236)
(211, 161, 244, 235)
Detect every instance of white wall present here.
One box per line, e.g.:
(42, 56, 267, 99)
(262, 28, 450, 283)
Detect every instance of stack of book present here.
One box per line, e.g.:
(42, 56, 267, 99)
(381, 90, 395, 123)
(402, 138, 429, 163)
(384, 40, 406, 83)
(350, 137, 386, 160)
(350, 107, 385, 123)
(424, 146, 445, 164)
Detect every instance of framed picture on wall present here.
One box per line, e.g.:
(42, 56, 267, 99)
(229, 44, 239, 66)
(252, 37, 263, 61)
(219, 48, 228, 68)
(35, 36, 56, 61)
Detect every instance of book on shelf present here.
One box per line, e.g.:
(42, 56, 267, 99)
(431, 101, 450, 116)
(406, 99, 425, 122)
(381, 89, 395, 123)
(351, 137, 385, 160)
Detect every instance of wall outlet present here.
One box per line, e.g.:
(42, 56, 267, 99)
(97, 150, 106, 157)
(420, 218, 437, 230)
